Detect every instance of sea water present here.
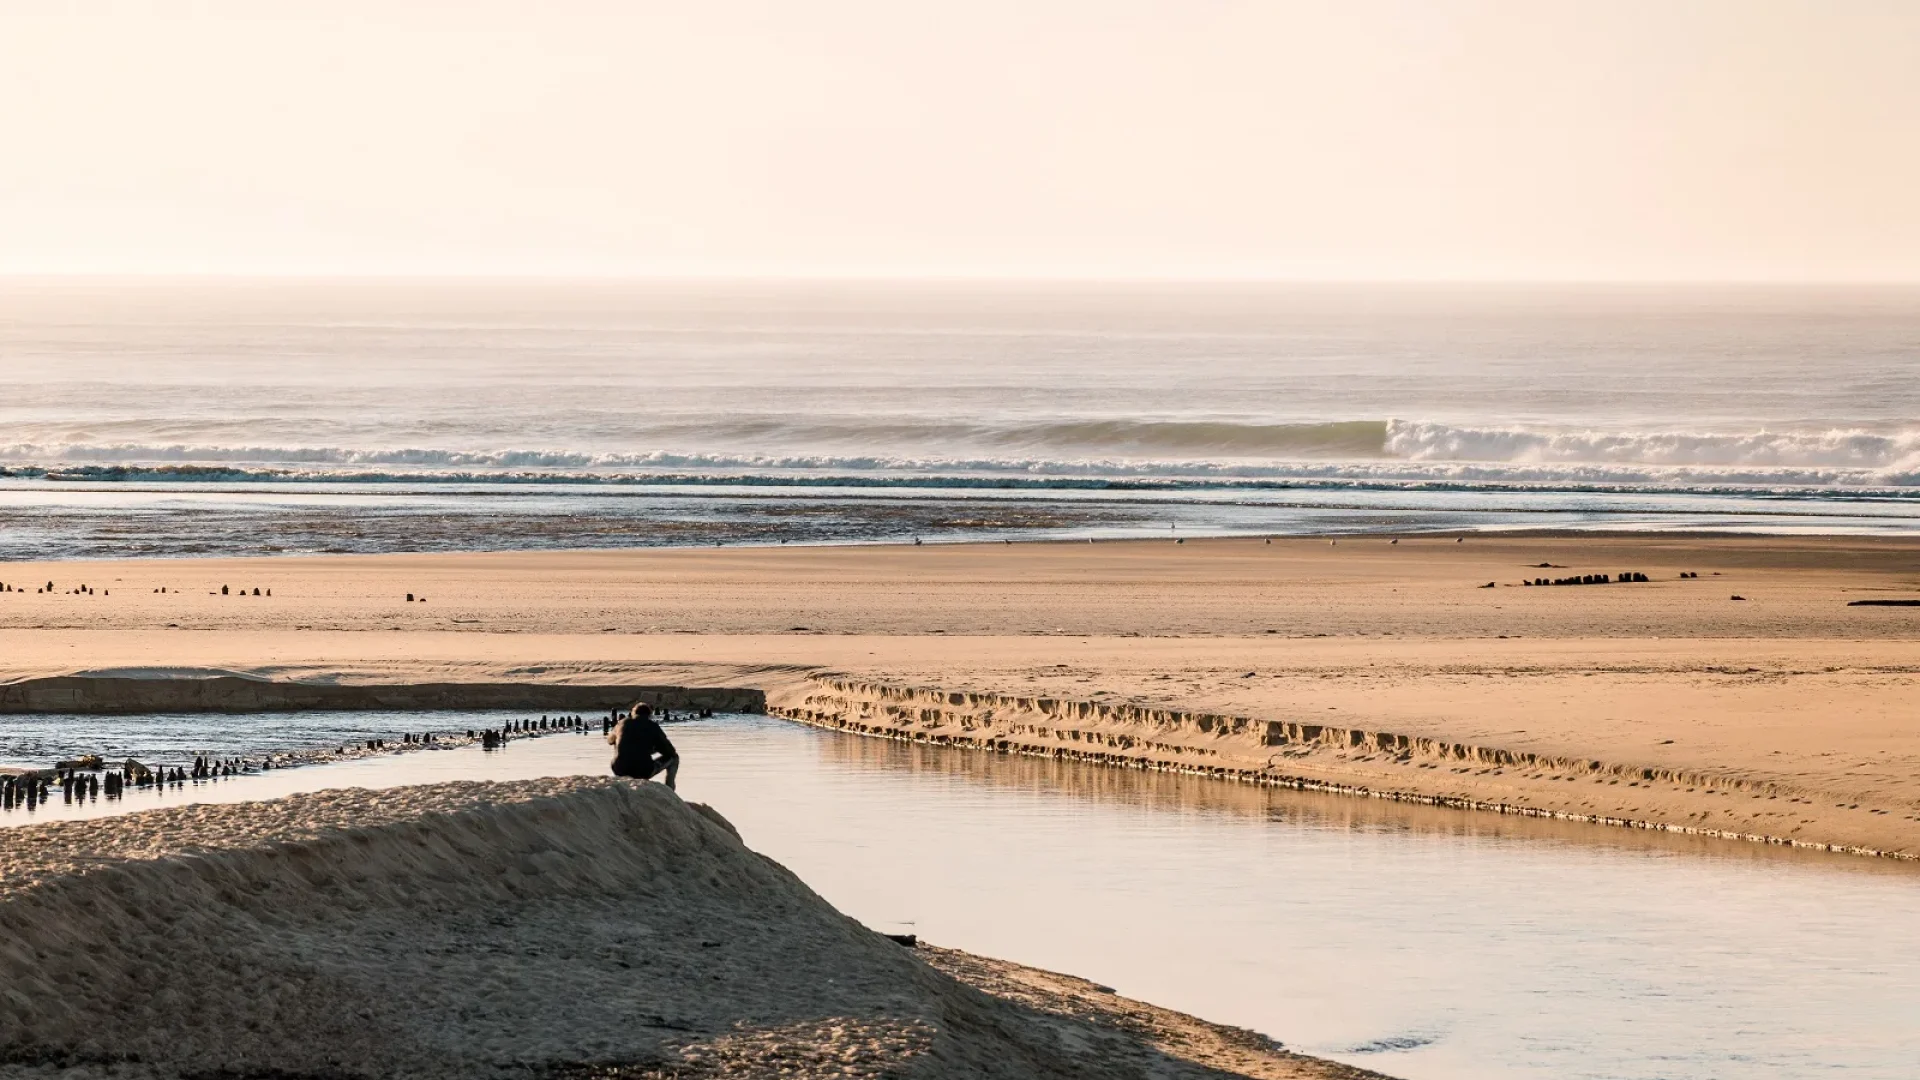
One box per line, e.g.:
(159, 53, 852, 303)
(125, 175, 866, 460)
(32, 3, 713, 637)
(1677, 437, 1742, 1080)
(3, 279, 1917, 557)
(7, 713, 1918, 1080)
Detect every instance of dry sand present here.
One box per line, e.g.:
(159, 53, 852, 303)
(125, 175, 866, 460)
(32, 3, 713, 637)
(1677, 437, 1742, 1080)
(0, 778, 1386, 1080)
(1, 533, 1917, 857)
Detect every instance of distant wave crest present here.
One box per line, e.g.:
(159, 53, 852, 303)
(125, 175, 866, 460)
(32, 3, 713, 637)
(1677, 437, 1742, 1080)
(1386, 420, 1920, 471)
(0, 419, 1395, 463)
(2, 418, 1917, 493)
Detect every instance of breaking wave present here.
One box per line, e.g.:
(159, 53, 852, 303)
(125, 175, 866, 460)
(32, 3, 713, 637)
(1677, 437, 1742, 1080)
(0, 419, 1393, 466)
(1385, 421, 1920, 471)
(1, 418, 1916, 493)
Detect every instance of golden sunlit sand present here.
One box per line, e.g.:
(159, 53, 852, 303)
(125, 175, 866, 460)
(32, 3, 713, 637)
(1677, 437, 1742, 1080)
(4, 532, 1917, 859)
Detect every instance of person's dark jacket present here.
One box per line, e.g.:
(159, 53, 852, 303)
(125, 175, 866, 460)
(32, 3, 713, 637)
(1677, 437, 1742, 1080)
(610, 715, 676, 778)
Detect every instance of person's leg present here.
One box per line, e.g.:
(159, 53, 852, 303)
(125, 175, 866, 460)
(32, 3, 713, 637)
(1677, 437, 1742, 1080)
(662, 754, 679, 791)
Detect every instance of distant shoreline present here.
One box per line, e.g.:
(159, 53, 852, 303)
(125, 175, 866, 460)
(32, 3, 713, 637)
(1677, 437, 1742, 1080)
(4, 488, 1920, 564)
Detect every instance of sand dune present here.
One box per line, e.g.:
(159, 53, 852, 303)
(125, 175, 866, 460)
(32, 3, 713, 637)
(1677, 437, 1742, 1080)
(0, 779, 1386, 1080)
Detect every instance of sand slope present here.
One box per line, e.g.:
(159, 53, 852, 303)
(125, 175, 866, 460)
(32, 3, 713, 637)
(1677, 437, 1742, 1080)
(0, 779, 1386, 1080)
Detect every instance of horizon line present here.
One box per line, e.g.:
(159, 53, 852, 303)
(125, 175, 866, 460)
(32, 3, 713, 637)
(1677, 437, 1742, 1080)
(3, 272, 1919, 288)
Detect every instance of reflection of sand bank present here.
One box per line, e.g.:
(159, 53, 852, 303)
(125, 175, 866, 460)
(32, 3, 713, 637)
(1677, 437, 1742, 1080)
(812, 730, 1918, 876)
(0, 779, 1387, 1080)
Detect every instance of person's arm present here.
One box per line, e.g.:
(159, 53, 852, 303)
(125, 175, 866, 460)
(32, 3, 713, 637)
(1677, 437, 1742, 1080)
(645, 720, 677, 761)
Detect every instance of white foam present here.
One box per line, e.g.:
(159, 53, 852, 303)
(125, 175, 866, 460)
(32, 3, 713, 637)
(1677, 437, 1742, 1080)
(3, 420, 1920, 492)
(1384, 420, 1920, 472)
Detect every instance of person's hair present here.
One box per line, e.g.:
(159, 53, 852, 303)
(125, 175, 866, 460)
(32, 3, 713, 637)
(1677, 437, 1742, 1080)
(629, 702, 652, 721)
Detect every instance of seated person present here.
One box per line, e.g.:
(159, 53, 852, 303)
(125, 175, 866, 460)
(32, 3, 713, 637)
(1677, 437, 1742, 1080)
(609, 703, 679, 790)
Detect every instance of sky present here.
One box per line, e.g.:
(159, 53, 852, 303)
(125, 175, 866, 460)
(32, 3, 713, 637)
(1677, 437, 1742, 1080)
(3, 0, 1918, 280)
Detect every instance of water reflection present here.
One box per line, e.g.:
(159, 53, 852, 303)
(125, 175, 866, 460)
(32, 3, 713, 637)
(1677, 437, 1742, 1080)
(703, 720, 1920, 1080)
(812, 729, 1912, 877)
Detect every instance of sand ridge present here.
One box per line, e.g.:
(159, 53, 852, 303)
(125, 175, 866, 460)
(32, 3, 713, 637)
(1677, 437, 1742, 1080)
(778, 672, 1920, 860)
(0, 779, 1388, 1080)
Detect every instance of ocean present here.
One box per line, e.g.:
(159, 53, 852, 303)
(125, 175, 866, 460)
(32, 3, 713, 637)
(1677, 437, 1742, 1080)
(3, 279, 1916, 558)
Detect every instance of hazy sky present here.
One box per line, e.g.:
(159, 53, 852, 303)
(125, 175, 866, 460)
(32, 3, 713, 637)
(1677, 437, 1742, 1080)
(4, 1, 1918, 279)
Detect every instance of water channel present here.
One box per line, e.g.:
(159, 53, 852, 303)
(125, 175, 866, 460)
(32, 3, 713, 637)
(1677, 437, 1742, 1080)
(4, 711, 1917, 1080)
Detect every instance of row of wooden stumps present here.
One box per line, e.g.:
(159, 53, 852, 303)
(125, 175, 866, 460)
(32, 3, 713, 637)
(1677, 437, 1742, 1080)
(2, 744, 361, 815)
(0, 755, 277, 812)
(480, 713, 597, 750)
(593, 706, 715, 737)
(3, 708, 731, 810)
(2, 760, 167, 811)
(0, 580, 101, 595)
(1523, 571, 1655, 587)
(0, 771, 98, 810)
(475, 705, 719, 750)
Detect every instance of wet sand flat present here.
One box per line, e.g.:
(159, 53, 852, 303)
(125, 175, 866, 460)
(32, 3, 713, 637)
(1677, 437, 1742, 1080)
(1, 532, 1917, 856)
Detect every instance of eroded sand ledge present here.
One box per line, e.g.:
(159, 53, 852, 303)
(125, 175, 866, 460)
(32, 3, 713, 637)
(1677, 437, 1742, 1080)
(0, 674, 763, 715)
(0, 780, 1385, 1080)
(773, 674, 1919, 861)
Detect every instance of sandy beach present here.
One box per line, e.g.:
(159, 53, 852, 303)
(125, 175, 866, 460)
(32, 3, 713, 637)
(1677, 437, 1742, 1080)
(2, 532, 1917, 859)
(13, 4, 1920, 1072)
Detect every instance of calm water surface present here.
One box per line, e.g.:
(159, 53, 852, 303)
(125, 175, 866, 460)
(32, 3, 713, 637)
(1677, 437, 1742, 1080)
(5, 713, 1917, 1080)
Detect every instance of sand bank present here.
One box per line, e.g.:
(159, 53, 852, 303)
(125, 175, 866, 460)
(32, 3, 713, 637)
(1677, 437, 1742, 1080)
(1, 533, 1916, 858)
(0, 779, 1384, 1080)
(776, 674, 1920, 860)
(0, 675, 760, 715)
